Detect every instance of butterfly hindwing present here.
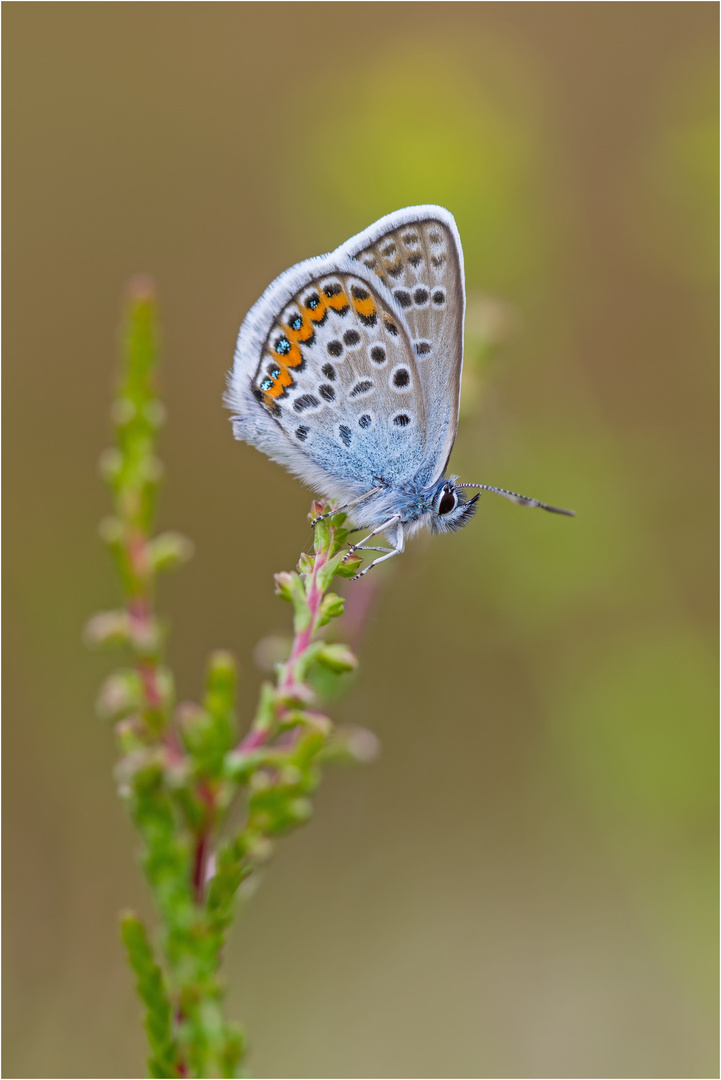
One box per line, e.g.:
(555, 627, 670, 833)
(228, 252, 426, 501)
(340, 206, 465, 486)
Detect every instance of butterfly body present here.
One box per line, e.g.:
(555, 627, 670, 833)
(227, 206, 572, 577)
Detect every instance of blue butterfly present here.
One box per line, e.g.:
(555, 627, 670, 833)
(226, 206, 573, 578)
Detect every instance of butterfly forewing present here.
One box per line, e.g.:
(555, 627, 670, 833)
(341, 208, 465, 486)
(249, 265, 426, 490)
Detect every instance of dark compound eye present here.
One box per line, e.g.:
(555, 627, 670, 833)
(275, 337, 291, 354)
(438, 488, 457, 515)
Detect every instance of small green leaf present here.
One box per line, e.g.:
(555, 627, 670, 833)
(99, 447, 124, 485)
(253, 680, 278, 734)
(312, 515, 333, 553)
(318, 592, 345, 627)
(84, 610, 132, 649)
(148, 531, 195, 573)
(114, 717, 148, 755)
(221, 1022, 247, 1077)
(290, 640, 324, 684)
(297, 552, 314, 576)
(316, 643, 358, 673)
(335, 554, 363, 578)
(120, 912, 177, 1076)
(96, 670, 144, 722)
(280, 709, 332, 736)
(206, 650, 237, 695)
(273, 571, 299, 603)
(98, 515, 125, 548)
(319, 724, 381, 765)
(314, 550, 345, 593)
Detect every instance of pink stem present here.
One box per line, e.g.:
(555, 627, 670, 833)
(237, 543, 331, 753)
(280, 546, 328, 693)
(191, 782, 215, 904)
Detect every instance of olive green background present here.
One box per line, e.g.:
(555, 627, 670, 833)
(4, 4, 718, 1077)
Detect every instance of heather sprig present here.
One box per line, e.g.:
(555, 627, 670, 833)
(87, 279, 375, 1078)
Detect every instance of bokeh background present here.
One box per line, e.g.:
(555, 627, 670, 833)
(4, 4, 718, 1078)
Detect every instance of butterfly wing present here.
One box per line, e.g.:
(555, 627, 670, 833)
(227, 251, 427, 504)
(340, 206, 465, 487)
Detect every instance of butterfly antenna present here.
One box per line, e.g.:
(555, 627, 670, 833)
(455, 484, 575, 516)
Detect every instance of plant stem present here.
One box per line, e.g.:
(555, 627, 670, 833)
(90, 282, 374, 1078)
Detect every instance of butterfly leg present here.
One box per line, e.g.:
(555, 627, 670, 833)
(311, 486, 384, 527)
(344, 518, 405, 580)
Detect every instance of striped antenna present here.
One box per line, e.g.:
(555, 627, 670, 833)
(455, 484, 575, 517)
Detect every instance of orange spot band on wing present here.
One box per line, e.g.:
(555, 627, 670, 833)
(265, 370, 291, 400)
(326, 289, 350, 312)
(274, 339, 304, 369)
(352, 295, 376, 320)
(284, 317, 314, 345)
(308, 296, 330, 324)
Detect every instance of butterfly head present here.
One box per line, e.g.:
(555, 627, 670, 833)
(429, 479, 480, 534)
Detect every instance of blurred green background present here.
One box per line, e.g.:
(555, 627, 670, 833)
(4, 4, 718, 1077)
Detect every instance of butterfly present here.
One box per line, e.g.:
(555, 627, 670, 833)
(226, 205, 573, 579)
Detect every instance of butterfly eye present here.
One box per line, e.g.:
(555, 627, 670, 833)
(438, 488, 457, 515)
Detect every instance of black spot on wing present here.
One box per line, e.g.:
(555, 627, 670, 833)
(294, 394, 320, 413)
(350, 380, 373, 398)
